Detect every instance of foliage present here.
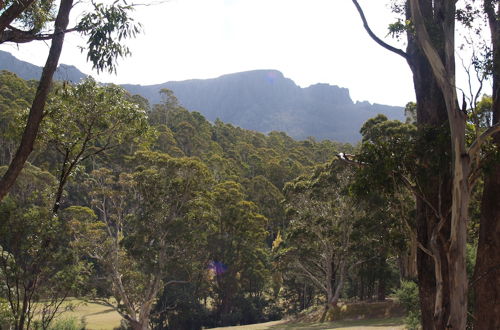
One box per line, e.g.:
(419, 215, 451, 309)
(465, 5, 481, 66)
(276, 160, 358, 318)
(394, 281, 421, 330)
(44, 317, 84, 330)
(0, 164, 89, 330)
(72, 152, 213, 328)
(206, 180, 270, 326)
(41, 77, 148, 211)
(0, 72, 417, 328)
(77, 1, 142, 73)
(0, 298, 14, 329)
(3, 0, 56, 33)
(0, 71, 36, 165)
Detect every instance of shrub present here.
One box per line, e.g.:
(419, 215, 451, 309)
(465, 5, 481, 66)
(47, 317, 85, 330)
(394, 280, 421, 330)
(0, 298, 14, 329)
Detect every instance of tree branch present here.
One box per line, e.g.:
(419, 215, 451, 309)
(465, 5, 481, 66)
(351, 0, 408, 60)
(0, 0, 74, 202)
(336, 153, 364, 166)
(296, 260, 327, 293)
(164, 280, 189, 286)
(468, 123, 500, 161)
(0, 25, 79, 44)
(0, 0, 36, 36)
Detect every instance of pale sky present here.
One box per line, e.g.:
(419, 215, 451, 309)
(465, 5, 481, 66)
(0, 0, 434, 107)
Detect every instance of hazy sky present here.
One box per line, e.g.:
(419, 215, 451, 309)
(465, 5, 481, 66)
(1, 0, 420, 106)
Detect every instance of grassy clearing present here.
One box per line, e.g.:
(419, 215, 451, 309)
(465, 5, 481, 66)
(51, 300, 404, 330)
(209, 317, 405, 330)
(53, 299, 122, 330)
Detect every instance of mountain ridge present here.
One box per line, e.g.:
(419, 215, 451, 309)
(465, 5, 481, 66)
(0, 50, 404, 142)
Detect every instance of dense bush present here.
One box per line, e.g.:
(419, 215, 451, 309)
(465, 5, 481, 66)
(394, 280, 421, 330)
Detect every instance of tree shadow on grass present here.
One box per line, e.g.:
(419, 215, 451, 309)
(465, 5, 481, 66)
(268, 317, 405, 329)
(85, 308, 118, 317)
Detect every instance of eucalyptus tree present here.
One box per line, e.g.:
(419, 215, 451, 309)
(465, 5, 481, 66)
(0, 71, 36, 166)
(207, 180, 269, 326)
(0, 0, 141, 201)
(278, 161, 357, 322)
(74, 152, 213, 330)
(354, 115, 418, 280)
(0, 164, 88, 330)
(351, 1, 500, 328)
(41, 77, 148, 213)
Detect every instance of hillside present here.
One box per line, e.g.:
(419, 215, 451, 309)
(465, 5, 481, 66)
(124, 70, 404, 142)
(0, 50, 404, 142)
(0, 50, 87, 83)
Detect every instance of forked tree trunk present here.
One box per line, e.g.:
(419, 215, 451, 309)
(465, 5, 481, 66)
(319, 259, 346, 323)
(409, 25, 452, 329)
(129, 319, 149, 330)
(409, 1, 468, 328)
(352, 1, 485, 328)
(0, 0, 37, 35)
(351, 0, 454, 327)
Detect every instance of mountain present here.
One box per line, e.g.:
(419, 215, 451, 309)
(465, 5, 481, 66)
(0, 50, 87, 83)
(0, 50, 404, 142)
(124, 70, 404, 142)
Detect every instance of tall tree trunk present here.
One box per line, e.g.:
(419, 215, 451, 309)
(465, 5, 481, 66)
(399, 230, 418, 279)
(409, 1, 469, 328)
(319, 259, 345, 323)
(352, 0, 477, 327)
(0, 0, 74, 202)
(377, 257, 387, 301)
(474, 1, 500, 328)
(130, 319, 149, 330)
(359, 271, 365, 301)
(351, 0, 453, 325)
(474, 163, 500, 329)
(410, 47, 451, 330)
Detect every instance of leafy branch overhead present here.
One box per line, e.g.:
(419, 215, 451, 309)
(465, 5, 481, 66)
(77, 1, 142, 73)
(0, 0, 142, 202)
(0, 0, 141, 73)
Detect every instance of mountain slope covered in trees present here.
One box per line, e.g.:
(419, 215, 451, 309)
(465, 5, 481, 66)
(124, 70, 404, 142)
(0, 50, 404, 142)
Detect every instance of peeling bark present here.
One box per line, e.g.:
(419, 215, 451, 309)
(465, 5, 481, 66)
(409, 1, 468, 328)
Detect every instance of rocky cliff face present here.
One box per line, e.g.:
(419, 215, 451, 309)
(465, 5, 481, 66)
(124, 70, 404, 142)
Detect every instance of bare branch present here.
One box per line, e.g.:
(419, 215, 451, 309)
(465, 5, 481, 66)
(336, 153, 364, 166)
(0, 26, 79, 44)
(417, 241, 434, 258)
(351, 0, 408, 60)
(468, 123, 500, 161)
(164, 280, 189, 286)
(296, 261, 327, 293)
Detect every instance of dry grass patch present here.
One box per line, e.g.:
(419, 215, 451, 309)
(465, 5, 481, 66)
(54, 299, 122, 330)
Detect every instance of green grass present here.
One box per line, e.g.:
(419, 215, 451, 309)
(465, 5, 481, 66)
(270, 317, 405, 329)
(51, 300, 405, 330)
(53, 299, 122, 330)
(210, 317, 405, 329)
